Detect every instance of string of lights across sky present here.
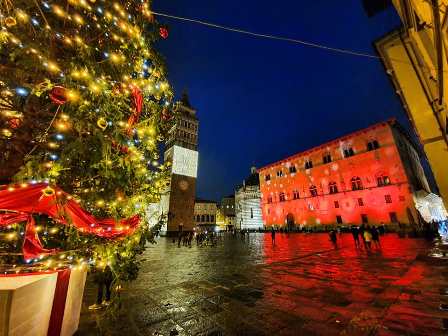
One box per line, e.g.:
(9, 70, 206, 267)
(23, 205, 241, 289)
(150, 11, 441, 73)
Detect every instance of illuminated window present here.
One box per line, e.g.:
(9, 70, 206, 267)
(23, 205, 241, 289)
(310, 185, 318, 197)
(293, 190, 300, 199)
(385, 195, 392, 203)
(323, 153, 332, 164)
(277, 170, 283, 177)
(344, 148, 355, 158)
(358, 198, 364, 206)
(289, 166, 297, 173)
(265, 174, 271, 181)
(329, 182, 338, 194)
(377, 175, 390, 186)
(351, 177, 363, 190)
(336, 215, 343, 224)
(334, 201, 340, 208)
(279, 192, 286, 202)
(305, 160, 313, 169)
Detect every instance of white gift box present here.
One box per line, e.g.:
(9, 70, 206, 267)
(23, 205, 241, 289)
(0, 268, 87, 336)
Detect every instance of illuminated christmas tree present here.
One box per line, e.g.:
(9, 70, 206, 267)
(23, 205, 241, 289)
(0, 0, 174, 281)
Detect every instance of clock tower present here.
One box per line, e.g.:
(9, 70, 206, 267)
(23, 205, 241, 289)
(161, 92, 199, 234)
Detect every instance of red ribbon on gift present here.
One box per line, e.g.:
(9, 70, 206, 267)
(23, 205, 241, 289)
(0, 184, 140, 260)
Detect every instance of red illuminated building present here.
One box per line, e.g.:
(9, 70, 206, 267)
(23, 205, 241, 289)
(258, 120, 431, 229)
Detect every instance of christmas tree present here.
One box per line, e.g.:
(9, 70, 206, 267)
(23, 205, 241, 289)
(0, 0, 174, 282)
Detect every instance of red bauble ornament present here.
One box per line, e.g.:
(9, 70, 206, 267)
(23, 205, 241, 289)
(161, 108, 173, 121)
(159, 27, 169, 39)
(49, 86, 68, 105)
(8, 118, 21, 129)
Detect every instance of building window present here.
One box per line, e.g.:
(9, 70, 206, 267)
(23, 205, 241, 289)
(289, 166, 297, 173)
(329, 182, 338, 194)
(358, 198, 364, 206)
(344, 147, 355, 158)
(250, 208, 253, 218)
(279, 192, 286, 202)
(277, 170, 283, 177)
(377, 175, 391, 186)
(389, 212, 398, 223)
(334, 201, 340, 208)
(206, 214, 210, 222)
(293, 190, 300, 199)
(201, 215, 205, 222)
(336, 215, 343, 224)
(399, 195, 405, 202)
(310, 185, 318, 197)
(196, 215, 200, 222)
(267, 196, 273, 204)
(323, 154, 332, 164)
(265, 174, 271, 181)
(361, 214, 368, 224)
(351, 177, 363, 190)
(211, 215, 215, 222)
(367, 140, 380, 151)
(305, 160, 313, 169)
(385, 195, 392, 203)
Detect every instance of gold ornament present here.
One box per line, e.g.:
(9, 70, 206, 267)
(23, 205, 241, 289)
(5, 17, 17, 27)
(97, 117, 107, 130)
(42, 186, 55, 197)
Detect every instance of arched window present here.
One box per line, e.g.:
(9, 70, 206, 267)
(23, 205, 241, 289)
(329, 182, 338, 194)
(377, 175, 390, 186)
(351, 177, 363, 191)
(201, 215, 205, 222)
(309, 185, 318, 197)
(279, 192, 286, 202)
(206, 214, 210, 222)
(196, 215, 200, 222)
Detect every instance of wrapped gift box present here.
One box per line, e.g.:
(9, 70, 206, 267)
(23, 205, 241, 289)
(0, 268, 87, 336)
(0, 273, 58, 336)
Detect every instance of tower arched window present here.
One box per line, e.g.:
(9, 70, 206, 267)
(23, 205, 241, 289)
(351, 177, 363, 191)
(329, 182, 338, 194)
(310, 185, 318, 197)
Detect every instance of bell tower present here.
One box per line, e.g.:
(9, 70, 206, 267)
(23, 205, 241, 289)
(161, 92, 199, 234)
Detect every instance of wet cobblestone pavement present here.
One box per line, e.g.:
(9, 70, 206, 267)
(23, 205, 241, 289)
(77, 233, 448, 335)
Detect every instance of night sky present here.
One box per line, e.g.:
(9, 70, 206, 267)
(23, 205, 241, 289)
(153, 0, 407, 201)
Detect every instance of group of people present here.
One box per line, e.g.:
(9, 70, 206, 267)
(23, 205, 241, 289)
(174, 231, 220, 247)
(328, 224, 383, 250)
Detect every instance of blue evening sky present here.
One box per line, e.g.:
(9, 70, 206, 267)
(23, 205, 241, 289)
(153, 0, 408, 201)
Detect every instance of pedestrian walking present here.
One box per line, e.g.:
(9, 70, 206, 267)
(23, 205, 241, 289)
(359, 223, 367, 249)
(351, 225, 360, 248)
(364, 226, 372, 250)
(89, 265, 113, 310)
(271, 227, 276, 246)
(371, 226, 381, 249)
(329, 230, 337, 249)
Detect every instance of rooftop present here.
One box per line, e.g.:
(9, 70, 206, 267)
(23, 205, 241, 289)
(258, 118, 397, 172)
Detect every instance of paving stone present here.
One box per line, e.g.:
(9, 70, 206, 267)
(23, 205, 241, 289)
(78, 233, 447, 336)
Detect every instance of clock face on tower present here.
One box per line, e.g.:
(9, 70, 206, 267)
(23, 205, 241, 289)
(179, 180, 189, 191)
